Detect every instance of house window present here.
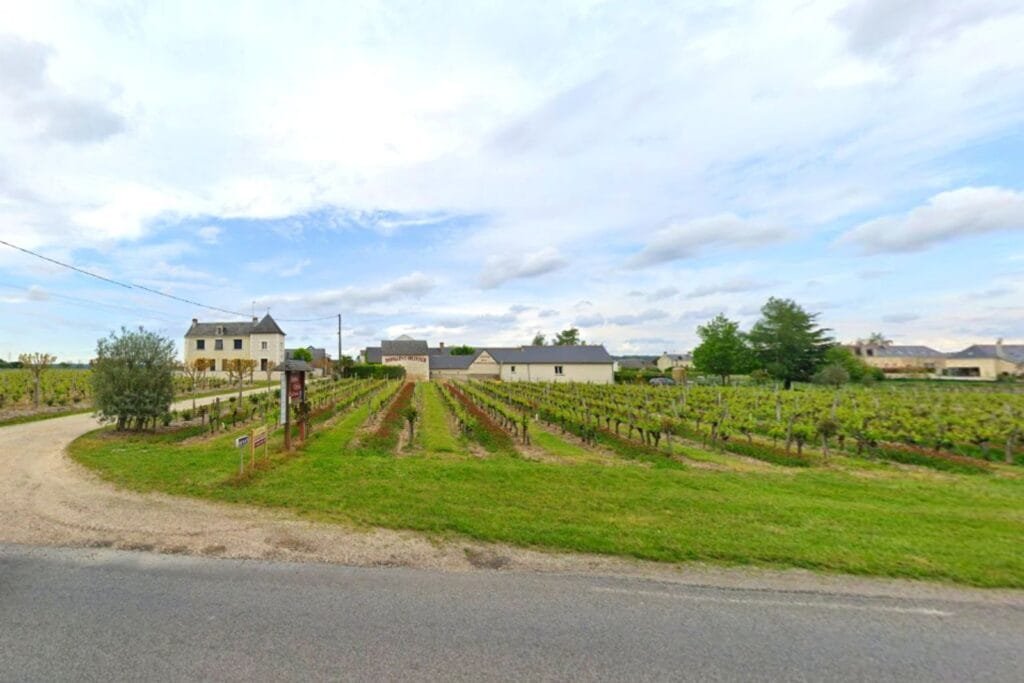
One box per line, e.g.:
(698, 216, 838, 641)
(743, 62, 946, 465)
(196, 339, 205, 350)
(216, 326, 224, 336)
(554, 365, 564, 375)
(233, 339, 243, 350)
(215, 339, 224, 351)
(261, 341, 268, 350)
(260, 358, 268, 372)
(510, 365, 516, 373)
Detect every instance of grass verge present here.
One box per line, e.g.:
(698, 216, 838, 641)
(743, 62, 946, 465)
(70, 410, 1024, 588)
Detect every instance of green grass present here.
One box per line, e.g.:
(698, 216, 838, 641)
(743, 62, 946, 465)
(417, 383, 463, 454)
(531, 425, 596, 461)
(70, 411, 1024, 588)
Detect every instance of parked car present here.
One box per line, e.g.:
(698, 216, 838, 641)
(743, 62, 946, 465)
(649, 377, 675, 386)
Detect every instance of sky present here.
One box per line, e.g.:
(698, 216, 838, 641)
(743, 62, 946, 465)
(1, 0, 1023, 363)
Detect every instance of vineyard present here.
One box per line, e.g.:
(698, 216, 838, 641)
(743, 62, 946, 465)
(456, 380, 1024, 473)
(0, 368, 273, 421)
(70, 377, 1024, 586)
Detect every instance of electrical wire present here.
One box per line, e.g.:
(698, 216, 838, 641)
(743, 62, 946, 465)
(1, 238, 344, 326)
(0, 238, 250, 318)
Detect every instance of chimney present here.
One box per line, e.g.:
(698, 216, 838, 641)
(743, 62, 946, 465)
(996, 338, 1004, 359)
(191, 318, 198, 325)
(252, 316, 258, 323)
(439, 341, 445, 349)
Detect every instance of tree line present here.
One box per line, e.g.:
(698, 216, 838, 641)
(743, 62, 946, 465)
(691, 297, 880, 389)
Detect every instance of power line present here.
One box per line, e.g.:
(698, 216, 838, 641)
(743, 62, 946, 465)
(0, 238, 250, 319)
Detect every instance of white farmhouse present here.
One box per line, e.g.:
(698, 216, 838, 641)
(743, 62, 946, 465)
(184, 314, 286, 375)
(362, 338, 615, 383)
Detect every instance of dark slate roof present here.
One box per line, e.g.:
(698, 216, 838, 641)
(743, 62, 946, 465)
(362, 347, 382, 364)
(273, 359, 314, 372)
(870, 345, 943, 358)
(429, 352, 479, 370)
(948, 344, 1024, 362)
(185, 314, 285, 338)
(381, 339, 429, 355)
(487, 345, 613, 365)
(613, 356, 658, 369)
(252, 314, 285, 335)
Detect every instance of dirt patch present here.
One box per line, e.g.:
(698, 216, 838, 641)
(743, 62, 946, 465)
(465, 548, 512, 570)
(270, 534, 319, 554)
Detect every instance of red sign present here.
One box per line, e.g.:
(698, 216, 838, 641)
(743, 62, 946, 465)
(288, 372, 304, 400)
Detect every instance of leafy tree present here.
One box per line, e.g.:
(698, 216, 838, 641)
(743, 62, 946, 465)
(531, 332, 546, 346)
(290, 347, 314, 363)
(862, 332, 892, 347)
(822, 345, 881, 383)
(449, 345, 476, 356)
(814, 363, 850, 387)
(691, 314, 752, 385)
(746, 298, 833, 389)
(553, 327, 583, 346)
(91, 327, 176, 431)
(18, 352, 56, 408)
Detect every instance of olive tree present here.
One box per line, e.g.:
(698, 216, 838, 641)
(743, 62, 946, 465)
(92, 327, 176, 431)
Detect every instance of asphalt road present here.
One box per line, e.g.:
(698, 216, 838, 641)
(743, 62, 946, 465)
(2, 545, 1021, 682)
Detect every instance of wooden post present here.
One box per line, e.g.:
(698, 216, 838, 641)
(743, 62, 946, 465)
(284, 371, 292, 451)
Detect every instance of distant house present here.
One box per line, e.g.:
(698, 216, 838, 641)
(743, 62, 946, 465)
(656, 353, 693, 372)
(184, 314, 286, 375)
(612, 355, 659, 371)
(848, 344, 946, 377)
(943, 341, 1024, 380)
(362, 337, 615, 383)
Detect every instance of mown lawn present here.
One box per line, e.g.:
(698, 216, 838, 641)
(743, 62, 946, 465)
(70, 405, 1024, 588)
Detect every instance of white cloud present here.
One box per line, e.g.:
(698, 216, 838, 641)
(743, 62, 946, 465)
(689, 278, 776, 298)
(838, 186, 1024, 253)
(479, 247, 567, 289)
(627, 214, 788, 268)
(197, 226, 221, 244)
(256, 271, 436, 311)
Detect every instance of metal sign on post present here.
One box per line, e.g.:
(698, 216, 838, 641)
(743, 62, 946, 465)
(235, 434, 250, 475)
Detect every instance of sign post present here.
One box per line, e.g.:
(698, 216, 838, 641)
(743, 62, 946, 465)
(235, 434, 250, 474)
(252, 426, 268, 465)
(273, 359, 312, 452)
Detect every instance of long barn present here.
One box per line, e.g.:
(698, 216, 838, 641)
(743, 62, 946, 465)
(361, 336, 614, 383)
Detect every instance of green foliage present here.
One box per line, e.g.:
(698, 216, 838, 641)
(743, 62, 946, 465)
(531, 332, 546, 346)
(814, 363, 850, 387)
(553, 327, 583, 346)
(290, 347, 314, 363)
(692, 314, 753, 384)
(823, 345, 882, 382)
(448, 345, 476, 356)
(346, 364, 406, 379)
(91, 327, 176, 431)
(746, 298, 833, 389)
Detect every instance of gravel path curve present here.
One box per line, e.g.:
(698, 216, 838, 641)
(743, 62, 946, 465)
(1, 391, 1021, 604)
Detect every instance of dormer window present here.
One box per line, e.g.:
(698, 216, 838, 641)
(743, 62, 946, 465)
(216, 326, 224, 336)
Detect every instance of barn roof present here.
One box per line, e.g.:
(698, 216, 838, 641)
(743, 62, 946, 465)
(487, 345, 613, 364)
(947, 344, 1024, 362)
(870, 345, 944, 358)
(381, 339, 429, 355)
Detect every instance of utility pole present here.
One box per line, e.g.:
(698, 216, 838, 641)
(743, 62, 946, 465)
(337, 313, 342, 370)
